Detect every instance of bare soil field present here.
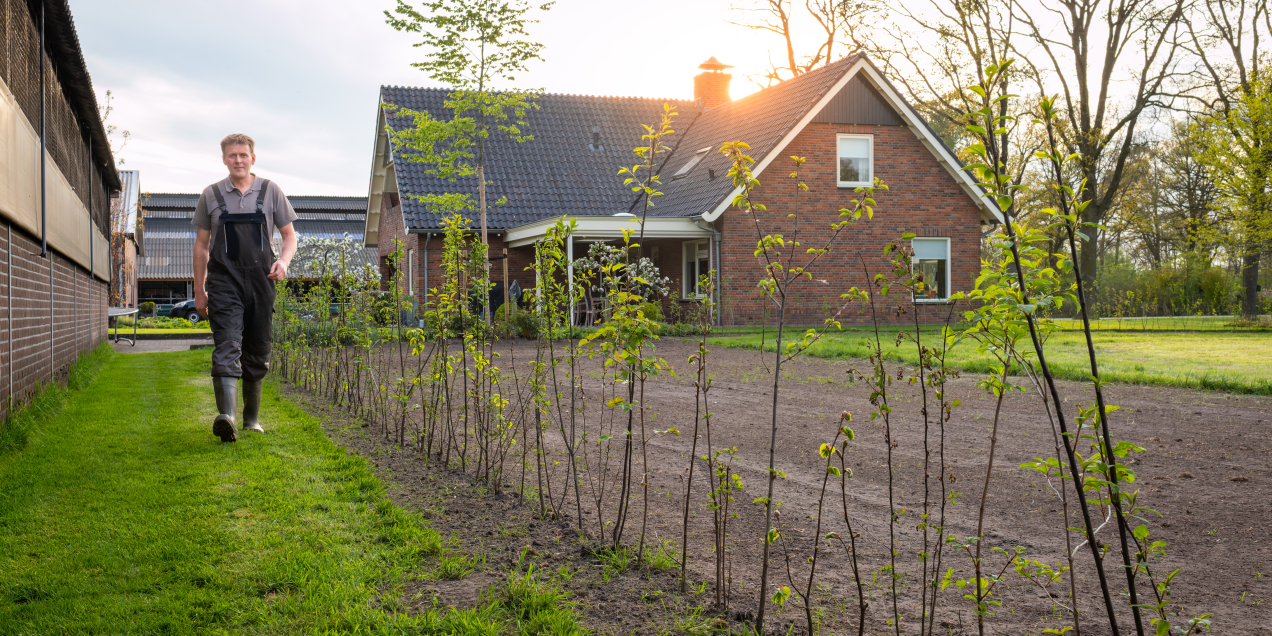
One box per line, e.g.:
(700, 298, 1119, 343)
(286, 337, 1272, 635)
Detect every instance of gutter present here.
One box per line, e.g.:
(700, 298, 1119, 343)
(693, 217, 722, 326)
(981, 220, 1000, 239)
(88, 135, 93, 286)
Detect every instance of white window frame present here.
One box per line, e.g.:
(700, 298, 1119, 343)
(683, 240, 710, 299)
(911, 237, 951, 303)
(836, 133, 874, 188)
(407, 249, 415, 295)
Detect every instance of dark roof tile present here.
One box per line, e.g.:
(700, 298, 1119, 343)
(386, 54, 865, 229)
(652, 54, 861, 218)
(381, 87, 700, 230)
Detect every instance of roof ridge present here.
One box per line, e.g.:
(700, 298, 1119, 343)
(719, 53, 861, 110)
(381, 85, 691, 104)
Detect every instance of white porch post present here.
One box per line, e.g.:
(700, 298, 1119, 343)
(710, 236, 718, 325)
(567, 235, 575, 326)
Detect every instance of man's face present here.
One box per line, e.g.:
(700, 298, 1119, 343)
(222, 144, 255, 179)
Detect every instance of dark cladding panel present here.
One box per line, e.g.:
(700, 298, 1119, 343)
(811, 74, 903, 126)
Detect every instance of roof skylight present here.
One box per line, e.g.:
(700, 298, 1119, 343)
(672, 148, 711, 180)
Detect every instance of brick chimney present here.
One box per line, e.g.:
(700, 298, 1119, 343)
(694, 56, 733, 108)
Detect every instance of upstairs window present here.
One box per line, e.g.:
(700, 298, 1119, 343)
(837, 134, 873, 187)
(911, 237, 949, 301)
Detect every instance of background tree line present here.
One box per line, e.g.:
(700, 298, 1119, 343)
(731, 0, 1272, 319)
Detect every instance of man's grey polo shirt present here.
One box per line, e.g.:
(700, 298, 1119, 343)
(192, 175, 298, 256)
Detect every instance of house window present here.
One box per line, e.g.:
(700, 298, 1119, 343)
(683, 240, 710, 298)
(911, 237, 949, 301)
(673, 148, 712, 180)
(837, 134, 873, 187)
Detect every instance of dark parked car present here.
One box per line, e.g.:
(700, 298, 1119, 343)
(170, 299, 202, 323)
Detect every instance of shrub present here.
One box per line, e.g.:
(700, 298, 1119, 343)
(638, 301, 664, 323)
(494, 306, 539, 340)
(139, 302, 156, 316)
(135, 316, 209, 330)
(657, 321, 706, 337)
(1200, 266, 1233, 314)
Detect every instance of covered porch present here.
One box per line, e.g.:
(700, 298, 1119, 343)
(504, 215, 720, 325)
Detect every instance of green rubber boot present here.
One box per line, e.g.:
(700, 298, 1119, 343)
(212, 376, 238, 442)
(242, 379, 264, 433)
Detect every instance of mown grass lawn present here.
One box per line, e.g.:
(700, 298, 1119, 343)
(0, 347, 442, 633)
(711, 329, 1272, 394)
(1050, 315, 1271, 332)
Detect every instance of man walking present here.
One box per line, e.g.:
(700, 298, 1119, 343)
(192, 134, 297, 442)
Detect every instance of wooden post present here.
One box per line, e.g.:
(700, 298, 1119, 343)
(567, 237, 574, 326)
(502, 248, 510, 322)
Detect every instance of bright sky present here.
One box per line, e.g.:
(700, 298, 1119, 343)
(69, 0, 797, 197)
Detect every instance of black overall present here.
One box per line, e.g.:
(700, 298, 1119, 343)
(206, 180, 275, 380)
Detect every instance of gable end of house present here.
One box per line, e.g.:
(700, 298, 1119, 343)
(810, 74, 903, 127)
(700, 57, 1002, 225)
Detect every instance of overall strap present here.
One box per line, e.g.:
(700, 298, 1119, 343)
(254, 179, 271, 215)
(210, 183, 229, 215)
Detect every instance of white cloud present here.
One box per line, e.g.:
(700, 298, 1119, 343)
(67, 0, 880, 194)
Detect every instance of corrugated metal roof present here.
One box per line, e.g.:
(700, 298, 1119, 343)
(136, 219, 195, 280)
(291, 220, 367, 239)
(290, 196, 369, 210)
(138, 217, 373, 281)
(114, 170, 142, 232)
(140, 193, 367, 213)
(142, 193, 200, 210)
(289, 247, 380, 279)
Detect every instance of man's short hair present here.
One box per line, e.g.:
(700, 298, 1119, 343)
(220, 133, 255, 155)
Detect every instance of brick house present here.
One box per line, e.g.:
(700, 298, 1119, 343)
(363, 54, 1001, 325)
(1, 0, 120, 415)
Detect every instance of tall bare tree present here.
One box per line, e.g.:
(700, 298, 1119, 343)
(866, 0, 1042, 217)
(1184, 0, 1272, 317)
(729, 0, 878, 85)
(1009, 0, 1187, 286)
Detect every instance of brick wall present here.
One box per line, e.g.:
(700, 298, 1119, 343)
(377, 199, 544, 310)
(717, 122, 984, 326)
(1, 0, 113, 419)
(376, 192, 409, 289)
(1, 219, 108, 417)
(409, 233, 537, 310)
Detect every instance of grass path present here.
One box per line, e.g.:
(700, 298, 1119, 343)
(711, 329, 1272, 394)
(0, 348, 440, 634)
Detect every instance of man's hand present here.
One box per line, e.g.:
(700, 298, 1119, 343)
(195, 290, 208, 317)
(268, 260, 289, 281)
